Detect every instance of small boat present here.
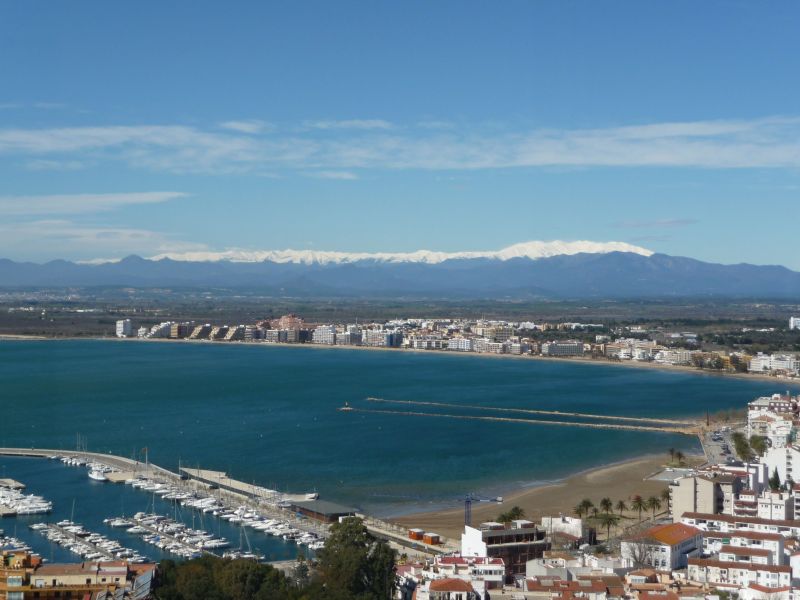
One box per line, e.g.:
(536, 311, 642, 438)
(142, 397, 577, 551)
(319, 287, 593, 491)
(88, 470, 107, 482)
(337, 401, 354, 412)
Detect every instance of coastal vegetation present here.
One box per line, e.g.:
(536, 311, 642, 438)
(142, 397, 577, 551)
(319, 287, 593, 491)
(153, 518, 396, 600)
(572, 488, 671, 542)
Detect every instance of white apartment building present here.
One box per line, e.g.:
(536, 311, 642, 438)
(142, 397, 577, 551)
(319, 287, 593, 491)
(762, 445, 800, 487)
(115, 319, 133, 338)
(687, 558, 791, 590)
(620, 523, 702, 570)
(541, 341, 584, 357)
(448, 338, 473, 352)
(682, 513, 800, 538)
(702, 531, 785, 565)
(790, 317, 800, 331)
(653, 349, 694, 366)
(750, 354, 800, 375)
(312, 325, 337, 345)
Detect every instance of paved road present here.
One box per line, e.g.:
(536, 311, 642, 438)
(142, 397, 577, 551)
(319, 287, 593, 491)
(700, 427, 738, 465)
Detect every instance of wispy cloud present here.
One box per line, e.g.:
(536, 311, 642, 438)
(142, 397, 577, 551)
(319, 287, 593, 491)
(614, 218, 699, 228)
(0, 191, 187, 215)
(1, 116, 800, 175)
(218, 119, 271, 134)
(302, 119, 394, 130)
(24, 159, 88, 171)
(0, 219, 207, 260)
(309, 170, 359, 180)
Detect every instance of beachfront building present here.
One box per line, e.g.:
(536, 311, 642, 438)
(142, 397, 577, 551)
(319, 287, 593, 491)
(749, 354, 800, 375)
(448, 337, 473, 352)
(670, 474, 739, 521)
(461, 522, 549, 578)
(541, 341, 584, 357)
(762, 446, 800, 487)
(115, 318, 133, 338)
(621, 523, 702, 570)
(312, 325, 337, 345)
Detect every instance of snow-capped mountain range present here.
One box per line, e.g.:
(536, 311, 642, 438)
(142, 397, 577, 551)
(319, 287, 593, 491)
(1, 240, 798, 298)
(148, 240, 654, 265)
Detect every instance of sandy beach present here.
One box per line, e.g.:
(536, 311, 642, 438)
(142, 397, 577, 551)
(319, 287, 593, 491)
(2, 332, 795, 386)
(391, 454, 694, 539)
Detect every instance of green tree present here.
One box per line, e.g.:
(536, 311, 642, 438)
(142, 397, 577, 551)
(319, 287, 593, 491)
(631, 495, 646, 521)
(615, 499, 627, 515)
(749, 435, 768, 457)
(316, 517, 396, 600)
(600, 497, 613, 514)
(660, 487, 671, 513)
(675, 451, 685, 465)
(769, 468, 782, 491)
(668, 447, 676, 463)
(579, 498, 594, 516)
(646, 496, 662, 519)
(506, 506, 526, 521)
(573, 504, 586, 518)
(597, 513, 620, 540)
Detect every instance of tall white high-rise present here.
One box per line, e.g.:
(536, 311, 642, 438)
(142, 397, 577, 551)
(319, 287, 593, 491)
(115, 319, 133, 338)
(790, 316, 800, 330)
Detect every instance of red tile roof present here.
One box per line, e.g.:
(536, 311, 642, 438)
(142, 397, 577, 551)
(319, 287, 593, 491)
(429, 578, 475, 592)
(632, 523, 701, 546)
(719, 545, 770, 557)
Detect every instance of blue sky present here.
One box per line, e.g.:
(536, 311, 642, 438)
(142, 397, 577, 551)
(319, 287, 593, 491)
(1, 1, 799, 267)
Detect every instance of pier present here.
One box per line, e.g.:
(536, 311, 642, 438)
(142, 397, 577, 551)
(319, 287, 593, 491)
(0, 447, 448, 558)
(366, 397, 697, 426)
(351, 402, 701, 436)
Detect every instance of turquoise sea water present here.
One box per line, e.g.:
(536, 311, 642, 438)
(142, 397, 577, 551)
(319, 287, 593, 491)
(2, 339, 798, 519)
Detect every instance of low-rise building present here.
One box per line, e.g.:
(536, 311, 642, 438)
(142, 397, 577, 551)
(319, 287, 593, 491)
(620, 523, 702, 570)
(687, 557, 791, 589)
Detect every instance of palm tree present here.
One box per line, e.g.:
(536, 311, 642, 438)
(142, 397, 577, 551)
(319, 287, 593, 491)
(574, 504, 586, 518)
(646, 496, 662, 519)
(675, 450, 685, 465)
(600, 497, 613, 514)
(668, 447, 676, 463)
(579, 498, 594, 516)
(631, 495, 646, 521)
(660, 487, 671, 513)
(496, 511, 510, 524)
(506, 506, 525, 521)
(597, 512, 621, 540)
(615, 499, 627, 515)
(591, 507, 599, 518)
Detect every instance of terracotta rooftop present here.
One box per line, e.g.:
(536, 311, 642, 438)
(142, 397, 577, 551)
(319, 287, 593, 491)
(429, 578, 475, 592)
(631, 522, 701, 546)
(719, 544, 770, 557)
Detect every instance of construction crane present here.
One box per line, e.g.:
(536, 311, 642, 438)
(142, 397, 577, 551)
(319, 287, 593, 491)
(464, 493, 503, 527)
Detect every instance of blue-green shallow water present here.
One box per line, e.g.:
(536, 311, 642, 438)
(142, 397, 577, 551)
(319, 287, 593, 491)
(2, 339, 798, 517)
(0, 456, 309, 562)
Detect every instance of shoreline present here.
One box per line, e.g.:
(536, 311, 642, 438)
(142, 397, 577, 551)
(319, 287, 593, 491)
(2, 332, 797, 387)
(390, 453, 699, 538)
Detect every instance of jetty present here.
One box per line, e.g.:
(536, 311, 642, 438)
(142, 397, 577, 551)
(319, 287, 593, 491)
(351, 399, 702, 436)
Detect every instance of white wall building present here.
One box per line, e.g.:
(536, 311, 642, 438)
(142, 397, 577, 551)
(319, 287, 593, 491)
(620, 523, 702, 570)
(115, 319, 133, 338)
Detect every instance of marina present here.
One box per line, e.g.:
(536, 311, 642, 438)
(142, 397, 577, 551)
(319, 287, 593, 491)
(29, 521, 148, 563)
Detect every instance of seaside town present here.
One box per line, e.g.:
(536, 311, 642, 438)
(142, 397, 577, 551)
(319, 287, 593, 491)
(6, 390, 800, 599)
(113, 314, 800, 380)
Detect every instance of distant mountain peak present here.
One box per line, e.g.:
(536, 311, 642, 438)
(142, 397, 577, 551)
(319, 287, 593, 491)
(145, 240, 654, 265)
